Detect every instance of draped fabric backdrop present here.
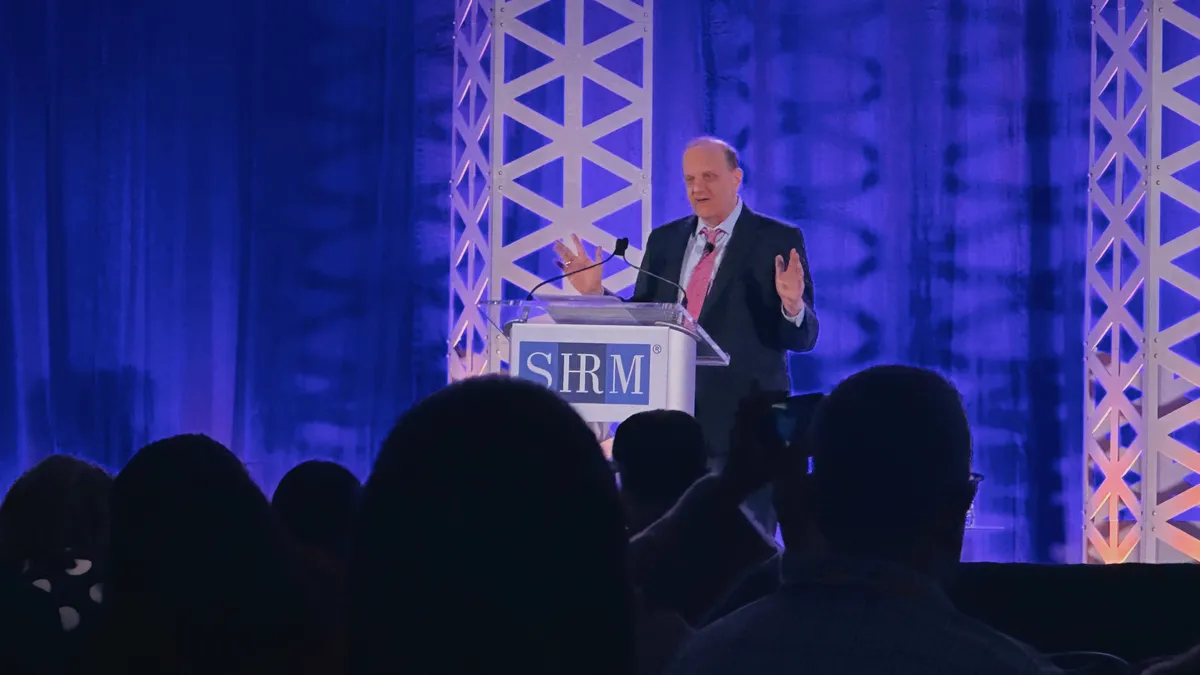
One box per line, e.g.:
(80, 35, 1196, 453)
(1, 0, 446, 491)
(1, 0, 1087, 562)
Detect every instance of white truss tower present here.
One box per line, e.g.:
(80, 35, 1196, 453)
(1088, 0, 1200, 563)
(449, 0, 654, 378)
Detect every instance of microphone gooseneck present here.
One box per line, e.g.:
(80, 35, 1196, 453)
(619, 250, 690, 309)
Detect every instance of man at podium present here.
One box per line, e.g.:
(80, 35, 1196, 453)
(555, 137, 818, 525)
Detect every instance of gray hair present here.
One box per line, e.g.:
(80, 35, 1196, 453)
(684, 136, 740, 170)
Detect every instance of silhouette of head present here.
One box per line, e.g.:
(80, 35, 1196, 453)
(0, 454, 112, 568)
(272, 460, 361, 562)
(810, 366, 976, 580)
(612, 410, 708, 533)
(105, 434, 309, 670)
(348, 376, 634, 675)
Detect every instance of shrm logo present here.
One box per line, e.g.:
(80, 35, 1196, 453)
(517, 342, 653, 405)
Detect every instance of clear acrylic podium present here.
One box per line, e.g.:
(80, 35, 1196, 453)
(480, 298, 729, 423)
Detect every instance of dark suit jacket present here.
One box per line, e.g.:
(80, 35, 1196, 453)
(628, 206, 818, 456)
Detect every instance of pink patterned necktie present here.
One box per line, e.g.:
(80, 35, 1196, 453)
(685, 227, 726, 318)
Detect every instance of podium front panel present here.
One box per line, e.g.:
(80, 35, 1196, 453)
(508, 322, 697, 423)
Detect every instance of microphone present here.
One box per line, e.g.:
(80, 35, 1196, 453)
(619, 248, 691, 309)
(526, 238, 630, 300)
(703, 241, 715, 256)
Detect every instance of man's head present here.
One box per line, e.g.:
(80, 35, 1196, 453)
(612, 410, 709, 534)
(809, 366, 976, 580)
(682, 137, 743, 224)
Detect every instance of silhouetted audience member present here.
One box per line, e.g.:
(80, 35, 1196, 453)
(628, 391, 780, 626)
(81, 434, 337, 675)
(668, 366, 1060, 675)
(347, 376, 636, 675)
(613, 410, 709, 535)
(272, 460, 362, 565)
(271, 459, 360, 668)
(0, 563, 67, 675)
(0, 455, 111, 636)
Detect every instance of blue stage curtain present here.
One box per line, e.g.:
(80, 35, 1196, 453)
(1, 0, 1087, 562)
(0, 0, 449, 491)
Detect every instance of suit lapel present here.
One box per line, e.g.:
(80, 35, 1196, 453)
(699, 207, 758, 323)
(660, 219, 694, 303)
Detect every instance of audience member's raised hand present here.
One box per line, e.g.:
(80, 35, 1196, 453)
(719, 384, 788, 503)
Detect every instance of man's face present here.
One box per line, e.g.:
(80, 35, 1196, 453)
(683, 143, 743, 224)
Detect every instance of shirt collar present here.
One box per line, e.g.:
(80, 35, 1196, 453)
(697, 197, 743, 237)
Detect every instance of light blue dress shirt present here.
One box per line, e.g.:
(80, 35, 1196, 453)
(682, 198, 806, 325)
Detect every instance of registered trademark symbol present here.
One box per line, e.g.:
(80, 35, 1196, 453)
(652, 344, 662, 354)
